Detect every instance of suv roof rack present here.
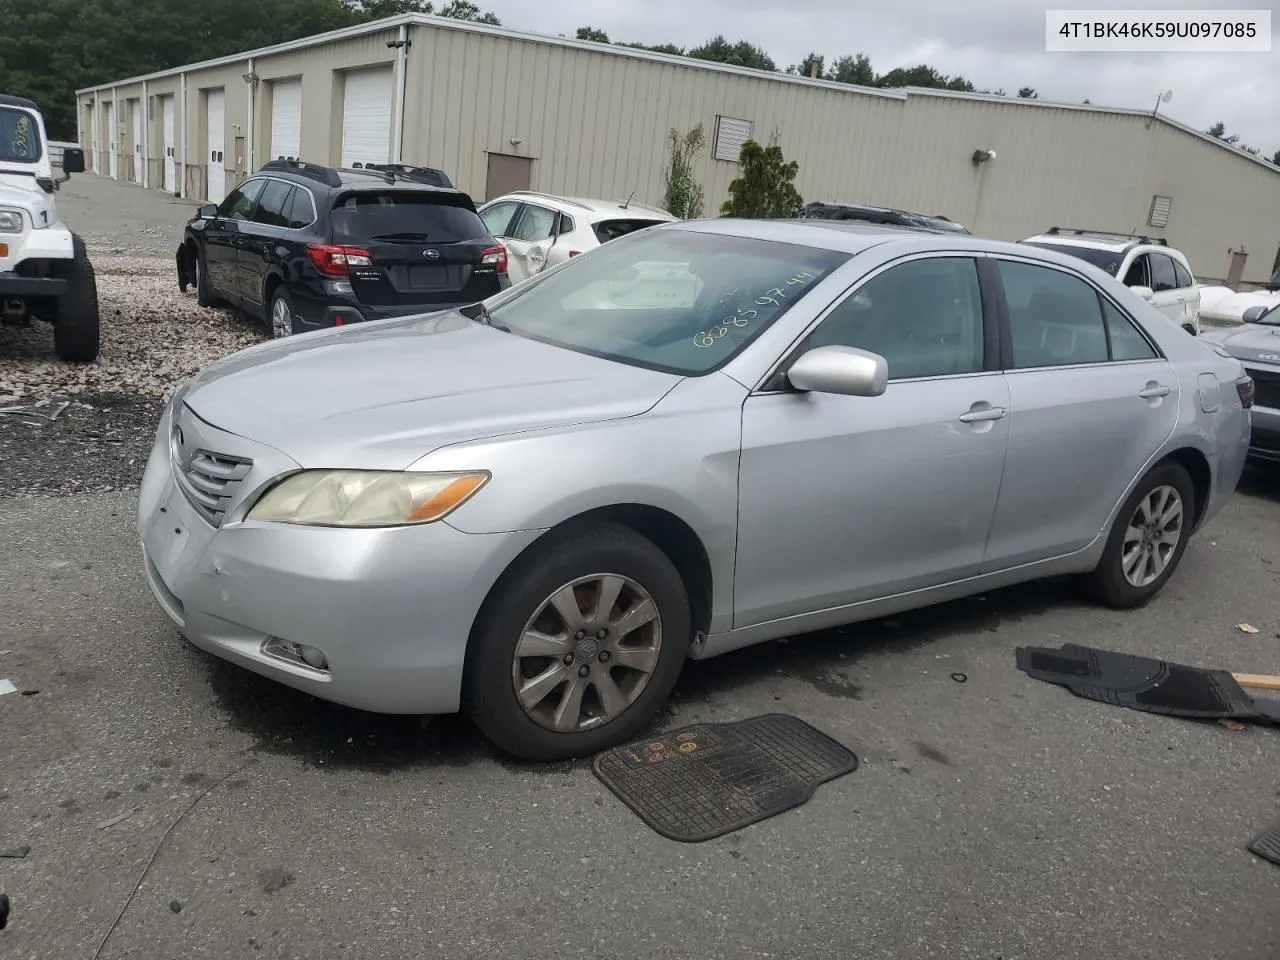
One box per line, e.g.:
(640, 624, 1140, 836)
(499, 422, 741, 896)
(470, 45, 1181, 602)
(1045, 226, 1168, 247)
(360, 162, 454, 189)
(259, 157, 342, 188)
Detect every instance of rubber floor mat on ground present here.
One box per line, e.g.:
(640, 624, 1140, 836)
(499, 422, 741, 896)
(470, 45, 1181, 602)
(1015, 643, 1280, 726)
(1249, 822, 1280, 867)
(591, 714, 857, 843)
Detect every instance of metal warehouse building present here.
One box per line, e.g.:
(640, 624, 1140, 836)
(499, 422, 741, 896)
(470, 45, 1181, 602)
(74, 12, 1280, 284)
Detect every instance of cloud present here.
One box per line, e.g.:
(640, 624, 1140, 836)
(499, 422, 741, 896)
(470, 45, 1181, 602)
(476, 0, 1279, 156)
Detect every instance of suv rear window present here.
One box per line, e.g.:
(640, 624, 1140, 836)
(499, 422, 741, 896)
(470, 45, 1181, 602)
(1020, 241, 1124, 277)
(0, 106, 42, 163)
(330, 192, 489, 244)
(592, 218, 668, 244)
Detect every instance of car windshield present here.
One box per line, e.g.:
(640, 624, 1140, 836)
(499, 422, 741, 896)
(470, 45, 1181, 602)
(0, 106, 42, 164)
(1021, 241, 1124, 276)
(486, 228, 849, 375)
(330, 192, 489, 243)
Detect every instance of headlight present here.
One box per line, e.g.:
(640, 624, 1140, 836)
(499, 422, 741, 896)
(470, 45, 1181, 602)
(0, 209, 24, 233)
(1205, 342, 1233, 359)
(247, 470, 489, 527)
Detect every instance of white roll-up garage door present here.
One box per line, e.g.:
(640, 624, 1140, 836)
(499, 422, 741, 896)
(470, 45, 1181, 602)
(206, 89, 225, 204)
(161, 96, 176, 192)
(270, 78, 302, 162)
(340, 66, 393, 168)
(131, 100, 143, 184)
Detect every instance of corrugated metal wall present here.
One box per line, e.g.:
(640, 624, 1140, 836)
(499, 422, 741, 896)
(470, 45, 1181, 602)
(75, 17, 1280, 282)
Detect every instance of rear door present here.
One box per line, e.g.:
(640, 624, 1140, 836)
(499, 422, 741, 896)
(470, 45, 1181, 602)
(1146, 252, 1184, 324)
(330, 190, 506, 310)
(236, 178, 294, 314)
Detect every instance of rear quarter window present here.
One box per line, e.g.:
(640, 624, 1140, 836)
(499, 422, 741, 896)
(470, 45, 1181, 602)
(592, 218, 669, 244)
(330, 191, 490, 243)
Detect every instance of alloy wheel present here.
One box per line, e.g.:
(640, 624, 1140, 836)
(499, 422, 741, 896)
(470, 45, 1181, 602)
(1121, 484, 1184, 588)
(511, 573, 663, 733)
(271, 297, 292, 339)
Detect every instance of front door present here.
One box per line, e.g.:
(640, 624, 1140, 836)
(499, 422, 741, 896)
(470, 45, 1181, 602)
(236, 178, 293, 315)
(734, 255, 1010, 627)
(205, 178, 266, 299)
(502, 202, 559, 283)
(983, 257, 1180, 569)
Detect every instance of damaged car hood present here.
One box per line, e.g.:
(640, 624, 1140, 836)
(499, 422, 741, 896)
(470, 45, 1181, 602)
(179, 311, 683, 469)
(1199, 323, 1280, 364)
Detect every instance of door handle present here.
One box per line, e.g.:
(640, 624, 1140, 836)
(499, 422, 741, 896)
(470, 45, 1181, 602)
(959, 406, 1007, 423)
(1139, 384, 1171, 399)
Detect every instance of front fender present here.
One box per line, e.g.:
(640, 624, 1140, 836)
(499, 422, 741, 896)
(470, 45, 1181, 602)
(12, 226, 74, 265)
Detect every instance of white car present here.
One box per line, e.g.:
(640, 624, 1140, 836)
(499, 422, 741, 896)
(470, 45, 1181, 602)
(1021, 228, 1201, 335)
(478, 191, 677, 284)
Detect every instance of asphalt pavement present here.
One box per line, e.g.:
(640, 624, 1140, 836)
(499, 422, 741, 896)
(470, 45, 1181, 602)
(1, 467, 1279, 959)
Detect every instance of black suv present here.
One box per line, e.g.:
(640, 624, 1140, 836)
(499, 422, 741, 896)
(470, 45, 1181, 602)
(798, 201, 971, 235)
(176, 159, 511, 338)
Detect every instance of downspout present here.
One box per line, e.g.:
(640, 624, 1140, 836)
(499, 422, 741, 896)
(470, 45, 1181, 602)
(142, 79, 149, 189)
(179, 72, 188, 199)
(111, 85, 119, 179)
(246, 58, 255, 174)
(391, 23, 408, 163)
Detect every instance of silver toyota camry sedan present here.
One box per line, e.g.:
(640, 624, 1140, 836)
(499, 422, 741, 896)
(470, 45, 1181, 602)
(139, 219, 1253, 760)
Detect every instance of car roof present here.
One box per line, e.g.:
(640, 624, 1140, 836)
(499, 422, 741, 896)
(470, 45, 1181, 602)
(0, 94, 40, 111)
(488, 190, 676, 221)
(1022, 233, 1134, 253)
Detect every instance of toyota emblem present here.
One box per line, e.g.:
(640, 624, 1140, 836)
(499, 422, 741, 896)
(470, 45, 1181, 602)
(423, 249, 441, 260)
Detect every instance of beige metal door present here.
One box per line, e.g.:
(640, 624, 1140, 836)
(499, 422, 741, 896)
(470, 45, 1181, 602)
(484, 153, 532, 202)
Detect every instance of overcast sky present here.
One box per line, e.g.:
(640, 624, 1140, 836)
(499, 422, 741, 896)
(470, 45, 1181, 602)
(475, 0, 1280, 158)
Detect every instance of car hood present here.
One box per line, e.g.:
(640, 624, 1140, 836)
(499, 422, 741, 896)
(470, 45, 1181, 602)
(1198, 323, 1280, 364)
(181, 311, 684, 469)
(1197, 285, 1280, 322)
(0, 177, 53, 223)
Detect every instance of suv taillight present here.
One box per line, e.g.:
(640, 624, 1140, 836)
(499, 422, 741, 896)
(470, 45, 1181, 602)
(1236, 376, 1255, 409)
(306, 244, 373, 277)
(480, 245, 508, 275)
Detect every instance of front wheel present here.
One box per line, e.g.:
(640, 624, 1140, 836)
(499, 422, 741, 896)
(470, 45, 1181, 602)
(1079, 460, 1195, 609)
(194, 248, 217, 308)
(464, 523, 692, 761)
(53, 235, 100, 363)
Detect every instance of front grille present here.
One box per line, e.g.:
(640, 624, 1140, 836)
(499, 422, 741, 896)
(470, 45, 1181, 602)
(176, 448, 253, 527)
(1245, 367, 1280, 410)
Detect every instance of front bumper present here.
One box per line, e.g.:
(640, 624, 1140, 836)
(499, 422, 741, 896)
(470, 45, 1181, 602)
(1248, 414, 1280, 463)
(0, 272, 67, 298)
(137, 402, 543, 715)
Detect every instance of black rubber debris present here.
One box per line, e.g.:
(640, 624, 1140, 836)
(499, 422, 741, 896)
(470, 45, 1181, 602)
(591, 714, 857, 843)
(1015, 643, 1280, 726)
(1248, 822, 1280, 867)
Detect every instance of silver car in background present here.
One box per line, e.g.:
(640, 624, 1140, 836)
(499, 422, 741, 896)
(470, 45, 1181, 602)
(1200, 302, 1280, 464)
(138, 219, 1253, 761)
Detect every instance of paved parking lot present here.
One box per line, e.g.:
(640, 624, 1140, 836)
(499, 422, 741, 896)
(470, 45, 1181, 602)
(2, 178, 1279, 959)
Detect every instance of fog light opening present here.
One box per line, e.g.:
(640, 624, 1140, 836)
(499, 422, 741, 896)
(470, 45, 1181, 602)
(261, 636, 331, 673)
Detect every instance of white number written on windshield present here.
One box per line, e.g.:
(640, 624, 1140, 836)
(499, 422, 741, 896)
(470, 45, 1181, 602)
(693, 270, 816, 348)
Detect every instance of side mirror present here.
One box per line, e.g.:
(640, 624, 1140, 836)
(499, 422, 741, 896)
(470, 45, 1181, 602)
(197, 203, 218, 219)
(786, 345, 888, 397)
(60, 147, 85, 174)
(1128, 284, 1156, 301)
(1242, 305, 1269, 324)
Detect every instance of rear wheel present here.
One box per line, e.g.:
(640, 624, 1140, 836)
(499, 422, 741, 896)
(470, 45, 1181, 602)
(269, 288, 295, 339)
(1079, 460, 1195, 609)
(464, 522, 691, 761)
(53, 235, 100, 363)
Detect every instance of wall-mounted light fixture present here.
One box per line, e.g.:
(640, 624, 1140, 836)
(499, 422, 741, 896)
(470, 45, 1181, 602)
(242, 71, 259, 86)
(386, 38, 411, 49)
(509, 137, 524, 147)
(971, 148, 997, 166)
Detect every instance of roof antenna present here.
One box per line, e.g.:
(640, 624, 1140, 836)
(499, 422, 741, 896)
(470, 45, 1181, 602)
(621, 189, 636, 209)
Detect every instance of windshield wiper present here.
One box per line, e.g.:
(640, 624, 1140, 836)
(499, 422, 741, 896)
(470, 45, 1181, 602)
(459, 301, 510, 332)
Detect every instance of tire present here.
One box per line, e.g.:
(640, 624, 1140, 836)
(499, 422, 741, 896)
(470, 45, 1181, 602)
(53, 235, 100, 363)
(268, 287, 295, 339)
(464, 522, 692, 761)
(194, 246, 217, 308)
(1079, 460, 1196, 609)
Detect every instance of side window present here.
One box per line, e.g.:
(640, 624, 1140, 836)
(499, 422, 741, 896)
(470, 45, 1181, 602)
(998, 260, 1110, 368)
(253, 180, 294, 228)
(1122, 254, 1150, 288)
(510, 204, 558, 243)
(1102, 299, 1158, 361)
(220, 178, 266, 221)
(558, 213, 575, 235)
(1171, 258, 1194, 289)
(285, 187, 316, 229)
(803, 257, 985, 380)
(1149, 253, 1178, 292)
(479, 201, 519, 238)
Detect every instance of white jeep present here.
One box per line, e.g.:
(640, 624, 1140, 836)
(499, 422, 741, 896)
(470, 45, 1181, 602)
(0, 93, 100, 362)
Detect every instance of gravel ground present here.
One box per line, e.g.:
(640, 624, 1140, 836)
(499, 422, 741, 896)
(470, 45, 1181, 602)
(1, 177, 265, 497)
